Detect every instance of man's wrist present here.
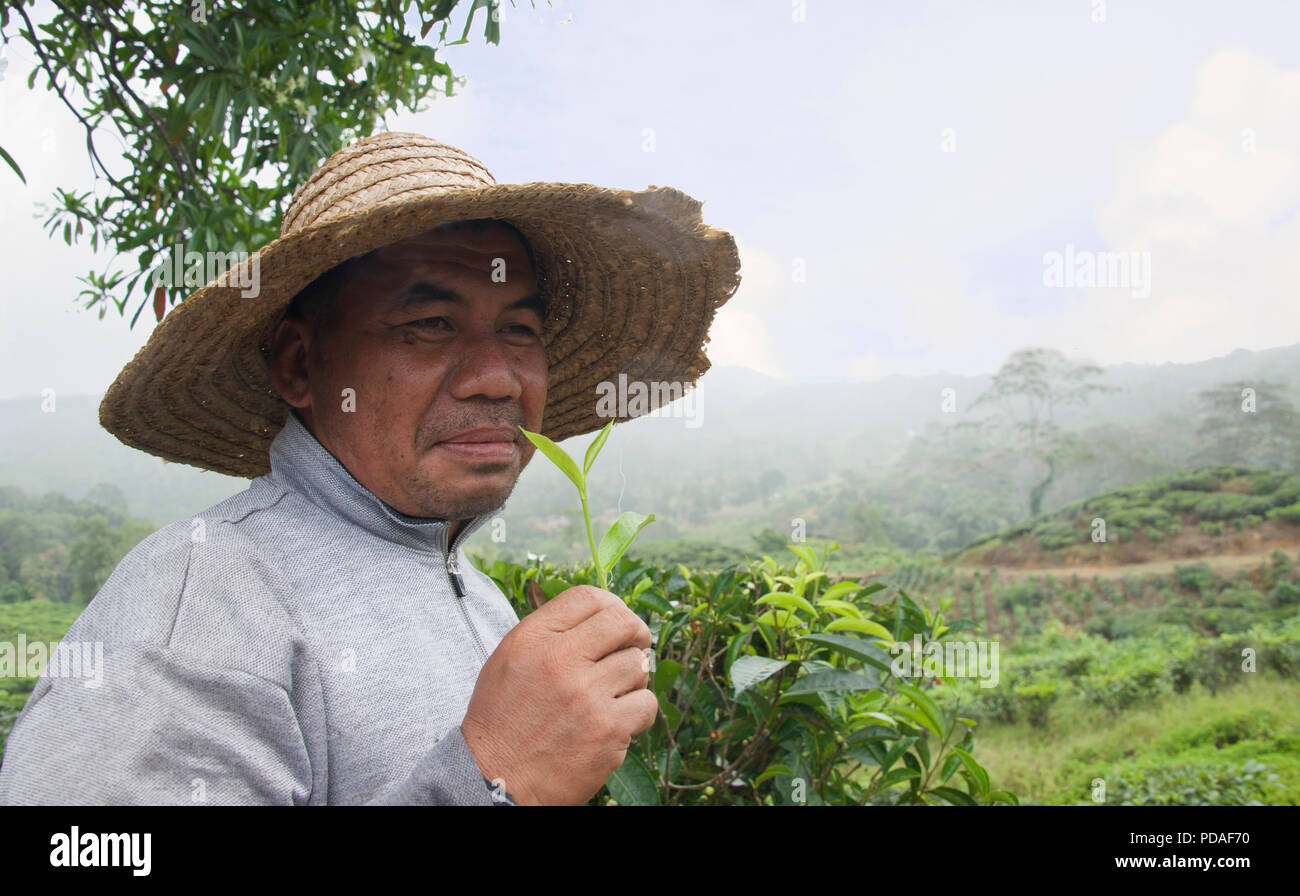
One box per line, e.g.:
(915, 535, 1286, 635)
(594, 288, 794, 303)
(484, 776, 517, 806)
(461, 720, 533, 804)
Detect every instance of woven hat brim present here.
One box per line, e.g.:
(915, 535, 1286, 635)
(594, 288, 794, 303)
(99, 182, 741, 478)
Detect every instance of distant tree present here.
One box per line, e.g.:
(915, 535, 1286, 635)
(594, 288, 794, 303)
(19, 544, 74, 602)
(70, 515, 118, 602)
(751, 527, 787, 554)
(1193, 380, 1300, 472)
(968, 347, 1117, 517)
(757, 469, 786, 501)
(84, 482, 128, 516)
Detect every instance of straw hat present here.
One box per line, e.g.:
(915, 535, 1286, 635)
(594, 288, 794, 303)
(98, 132, 742, 478)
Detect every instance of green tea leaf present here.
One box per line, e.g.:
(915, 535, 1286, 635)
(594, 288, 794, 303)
(756, 591, 817, 617)
(816, 581, 860, 603)
(892, 704, 943, 739)
(598, 511, 656, 574)
(824, 617, 893, 640)
(653, 658, 682, 701)
(605, 751, 660, 806)
(788, 544, 818, 570)
(631, 590, 673, 617)
(928, 786, 978, 806)
(798, 633, 894, 673)
(951, 747, 990, 797)
(583, 420, 614, 475)
(754, 764, 793, 786)
(518, 426, 585, 495)
(783, 669, 880, 697)
(728, 655, 790, 697)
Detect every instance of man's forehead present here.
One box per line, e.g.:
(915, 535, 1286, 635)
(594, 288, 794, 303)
(379, 222, 530, 257)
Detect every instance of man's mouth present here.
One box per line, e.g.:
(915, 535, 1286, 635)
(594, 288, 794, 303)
(434, 426, 519, 464)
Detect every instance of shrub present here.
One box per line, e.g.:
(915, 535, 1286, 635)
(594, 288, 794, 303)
(1265, 502, 1300, 524)
(1012, 680, 1059, 727)
(1080, 665, 1166, 715)
(1270, 581, 1300, 607)
(1174, 563, 1215, 595)
(1099, 761, 1277, 806)
(1167, 471, 1221, 492)
(479, 546, 1016, 805)
(1215, 588, 1268, 611)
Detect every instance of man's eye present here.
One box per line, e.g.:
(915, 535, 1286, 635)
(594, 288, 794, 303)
(505, 324, 539, 336)
(410, 317, 451, 330)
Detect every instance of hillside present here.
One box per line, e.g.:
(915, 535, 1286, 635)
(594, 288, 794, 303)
(953, 466, 1300, 569)
(2, 344, 1298, 552)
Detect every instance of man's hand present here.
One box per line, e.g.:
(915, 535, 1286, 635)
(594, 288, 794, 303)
(460, 585, 658, 805)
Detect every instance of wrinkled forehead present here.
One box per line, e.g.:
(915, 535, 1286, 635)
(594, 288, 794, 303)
(332, 222, 540, 315)
(363, 222, 534, 280)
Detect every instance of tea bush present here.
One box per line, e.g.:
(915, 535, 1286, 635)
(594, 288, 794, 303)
(1094, 760, 1277, 806)
(477, 543, 1016, 806)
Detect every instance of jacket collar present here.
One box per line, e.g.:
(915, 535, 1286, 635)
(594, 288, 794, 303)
(266, 410, 493, 556)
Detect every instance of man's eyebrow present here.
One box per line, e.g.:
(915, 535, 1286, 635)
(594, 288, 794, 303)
(392, 281, 546, 317)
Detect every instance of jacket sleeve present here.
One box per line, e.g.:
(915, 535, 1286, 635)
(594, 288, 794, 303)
(0, 643, 501, 806)
(0, 643, 315, 805)
(363, 725, 500, 806)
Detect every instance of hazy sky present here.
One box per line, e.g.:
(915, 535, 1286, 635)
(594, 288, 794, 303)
(2, 0, 1298, 399)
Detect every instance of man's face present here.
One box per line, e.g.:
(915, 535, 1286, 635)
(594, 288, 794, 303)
(269, 222, 547, 522)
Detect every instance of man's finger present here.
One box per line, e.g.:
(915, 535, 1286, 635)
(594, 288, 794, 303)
(593, 645, 652, 697)
(530, 585, 623, 633)
(564, 604, 652, 661)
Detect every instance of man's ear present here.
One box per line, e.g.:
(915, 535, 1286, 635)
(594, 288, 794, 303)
(267, 316, 313, 410)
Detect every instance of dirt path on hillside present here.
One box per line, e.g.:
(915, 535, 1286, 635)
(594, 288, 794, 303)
(986, 546, 1299, 581)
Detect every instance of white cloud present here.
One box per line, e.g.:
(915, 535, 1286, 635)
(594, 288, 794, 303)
(703, 237, 786, 376)
(1072, 48, 1300, 364)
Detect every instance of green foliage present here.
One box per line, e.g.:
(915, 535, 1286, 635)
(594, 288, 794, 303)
(478, 544, 1015, 805)
(0, 600, 83, 759)
(1270, 581, 1300, 607)
(0, 0, 510, 325)
(1012, 680, 1059, 727)
(519, 422, 653, 591)
(1265, 502, 1300, 524)
(960, 464, 1300, 566)
(0, 487, 156, 605)
(1098, 760, 1277, 806)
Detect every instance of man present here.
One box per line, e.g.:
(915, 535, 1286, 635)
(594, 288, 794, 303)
(0, 133, 741, 805)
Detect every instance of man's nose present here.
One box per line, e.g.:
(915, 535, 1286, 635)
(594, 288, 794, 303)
(445, 327, 523, 401)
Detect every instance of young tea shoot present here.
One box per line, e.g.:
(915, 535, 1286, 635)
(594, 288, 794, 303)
(518, 421, 654, 592)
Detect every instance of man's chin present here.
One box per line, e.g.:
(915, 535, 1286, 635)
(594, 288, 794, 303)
(418, 472, 518, 520)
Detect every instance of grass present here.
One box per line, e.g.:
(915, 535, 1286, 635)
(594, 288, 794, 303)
(0, 599, 84, 758)
(973, 675, 1300, 804)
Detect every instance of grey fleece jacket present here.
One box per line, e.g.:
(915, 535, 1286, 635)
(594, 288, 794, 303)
(0, 410, 521, 805)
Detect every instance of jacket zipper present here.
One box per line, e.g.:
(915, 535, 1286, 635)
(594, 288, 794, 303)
(444, 523, 490, 663)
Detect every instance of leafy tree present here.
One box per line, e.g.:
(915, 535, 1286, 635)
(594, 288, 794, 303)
(757, 469, 786, 501)
(751, 527, 787, 554)
(1193, 380, 1300, 472)
(1, 0, 517, 326)
(83, 482, 128, 516)
(968, 347, 1117, 516)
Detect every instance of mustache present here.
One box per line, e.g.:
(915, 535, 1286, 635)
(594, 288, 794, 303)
(423, 405, 527, 445)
